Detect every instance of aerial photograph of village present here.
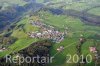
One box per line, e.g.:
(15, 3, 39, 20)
(0, 0, 100, 66)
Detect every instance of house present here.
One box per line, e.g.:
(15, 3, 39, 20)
(57, 46, 64, 52)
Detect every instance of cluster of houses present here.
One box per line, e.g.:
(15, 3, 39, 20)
(28, 20, 66, 43)
(89, 46, 100, 60)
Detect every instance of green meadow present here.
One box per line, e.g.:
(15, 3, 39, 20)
(0, 17, 39, 58)
(38, 11, 100, 66)
(0, 0, 26, 6)
(88, 7, 100, 16)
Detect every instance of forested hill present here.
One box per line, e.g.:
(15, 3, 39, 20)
(0, 2, 43, 30)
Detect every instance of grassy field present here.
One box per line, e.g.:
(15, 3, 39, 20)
(0, 38, 38, 58)
(0, 0, 26, 6)
(38, 11, 100, 66)
(88, 7, 100, 16)
(63, 2, 90, 11)
(11, 18, 39, 38)
(0, 17, 39, 58)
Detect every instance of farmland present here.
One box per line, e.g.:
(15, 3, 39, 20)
(0, 0, 100, 66)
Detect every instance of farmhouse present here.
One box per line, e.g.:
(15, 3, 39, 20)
(57, 46, 64, 52)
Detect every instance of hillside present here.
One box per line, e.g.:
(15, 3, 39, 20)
(0, 9, 100, 66)
(0, 2, 43, 30)
(0, 17, 39, 58)
(0, 0, 26, 6)
(0, 0, 100, 66)
(37, 10, 100, 66)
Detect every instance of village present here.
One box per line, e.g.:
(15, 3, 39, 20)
(27, 20, 67, 43)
